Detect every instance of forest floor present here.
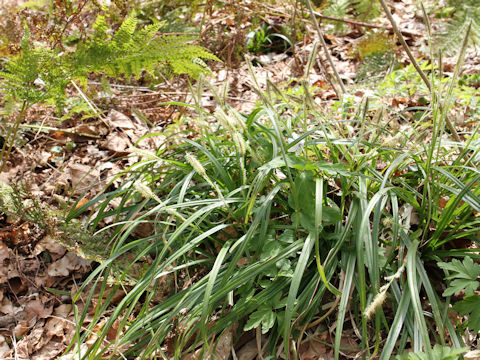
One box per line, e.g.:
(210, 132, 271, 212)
(0, 0, 479, 359)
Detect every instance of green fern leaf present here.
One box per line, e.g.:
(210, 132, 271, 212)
(113, 12, 137, 49)
(0, 24, 68, 110)
(434, 2, 480, 55)
(74, 13, 219, 78)
(352, 0, 380, 21)
(324, 0, 349, 32)
(93, 14, 109, 40)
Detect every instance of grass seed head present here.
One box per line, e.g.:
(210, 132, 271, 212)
(364, 290, 387, 319)
(134, 181, 155, 200)
(215, 107, 238, 133)
(185, 152, 207, 177)
(229, 108, 247, 131)
(128, 146, 159, 160)
(232, 132, 246, 156)
(384, 265, 405, 282)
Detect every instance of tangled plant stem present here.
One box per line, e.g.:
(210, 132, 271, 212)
(0, 100, 28, 173)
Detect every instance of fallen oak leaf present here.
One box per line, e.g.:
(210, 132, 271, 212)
(26, 299, 53, 321)
(47, 252, 91, 277)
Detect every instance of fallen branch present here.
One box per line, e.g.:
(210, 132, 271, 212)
(312, 11, 422, 37)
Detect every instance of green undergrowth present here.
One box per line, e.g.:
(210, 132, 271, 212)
(66, 47, 480, 358)
(2, 1, 479, 359)
(0, 10, 219, 171)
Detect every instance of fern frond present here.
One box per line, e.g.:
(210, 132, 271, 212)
(0, 25, 68, 109)
(74, 14, 219, 78)
(92, 14, 109, 40)
(324, 0, 349, 19)
(323, 0, 350, 32)
(352, 0, 380, 21)
(113, 12, 138, 48)
(1, 12, 219, 114)
(434, 3, 480, 55)
(152, 36, 220, 77)
(138, 21, 164, 41)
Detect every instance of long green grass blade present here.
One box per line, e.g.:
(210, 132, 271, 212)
(334, 252, 356, 360)
(406, 240, 432, 358)
(283, 234, 315, 357)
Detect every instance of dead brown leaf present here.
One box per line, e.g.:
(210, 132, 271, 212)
(47, 252, 91, 277)
(107, 110, 135, 129)
(33, 235, 66, 260)
(103, 131, 132, 153)
(214, 326, 233, 360)
(236, 339, 258, 360)
(67, 163, 100, 196)
(26, 299, 53, 321)
(0, 335, 10, 358)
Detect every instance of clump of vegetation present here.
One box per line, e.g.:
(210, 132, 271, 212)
(1, 1, 480, 359)
(354, 31, 396, 82)
(246, 22, 292, 53)
(67, 45, 480, 357)
(322, 0, 382, 32)
(0, 11, 219, 170)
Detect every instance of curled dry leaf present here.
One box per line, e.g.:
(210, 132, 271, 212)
(47, 252, 92, 277)
(237, 339, 258, 360)
(33, 235, 66, 260)
(107, 110, 136, 129)
(67, 163, 101, 196)
(214, 326, 233, 360)
(103, 131, 132, 153)
(25, 299, 53, 321)
(0, 242, 11, 283)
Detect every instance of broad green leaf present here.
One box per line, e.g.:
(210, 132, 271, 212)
(438, 257, 480, 280)
(443, 279, 479, 297)
(288, 172, 341, 232)
(276, 258, 293, 278)
(438, 256, 480, 296)
(259, 155, 314, 171)
(259, 155, 348, 175)
(322, 205, 342, 224)
(278, 229, 295, 244)
(244, 306, 276, 334)
(453, 294, 480, 332)
(287, 172, 312, 227)
(395, 344, 468, 360)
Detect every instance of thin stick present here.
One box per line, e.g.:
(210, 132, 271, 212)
(305, 0, 346, 95)
(312, 12, 421, 37)
(18, 123, 101, 139)
(378, 0, 461, 143)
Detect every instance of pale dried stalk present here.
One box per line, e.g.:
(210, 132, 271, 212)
(378, 0, 462, 143)
(305, 0, 346, 95)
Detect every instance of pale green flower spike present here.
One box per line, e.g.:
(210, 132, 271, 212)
(364, 290, 387, 319)
(232, 132, 246, 156)
(185, 152, 207, 177)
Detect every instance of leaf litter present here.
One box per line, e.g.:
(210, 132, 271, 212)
(0, 0, 479, 358)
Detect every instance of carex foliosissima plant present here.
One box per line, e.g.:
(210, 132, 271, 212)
(63, 10, 480, 360)
(67, 53, 479, 359)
